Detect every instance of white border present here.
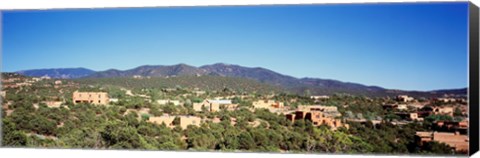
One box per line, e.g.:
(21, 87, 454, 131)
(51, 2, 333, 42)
(0, 0, 477, 158)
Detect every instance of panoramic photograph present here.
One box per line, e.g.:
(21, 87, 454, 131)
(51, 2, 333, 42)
(1, 2, 470, 156)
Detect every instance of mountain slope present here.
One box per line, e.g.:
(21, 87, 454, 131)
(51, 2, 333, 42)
(16, 68, 95, 79)
(87, 64, 207, 78)
(75, 75, 285, 94)
(199, 63, 300, 87)
(14, 63, 467, 97)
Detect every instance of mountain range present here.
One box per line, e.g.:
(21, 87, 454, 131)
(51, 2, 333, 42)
(17, 68, 96, 79)
(14, 63, 467, 97)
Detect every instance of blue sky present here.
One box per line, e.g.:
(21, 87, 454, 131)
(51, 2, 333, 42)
(2, 2, 469, 91)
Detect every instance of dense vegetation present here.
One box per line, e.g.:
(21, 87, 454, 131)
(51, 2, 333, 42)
(74, 76, 285, 95)
(1, 74, 464, 155)
(2, 94, 456, 155)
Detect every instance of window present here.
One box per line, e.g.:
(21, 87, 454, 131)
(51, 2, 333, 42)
(99, 95, 101, 98)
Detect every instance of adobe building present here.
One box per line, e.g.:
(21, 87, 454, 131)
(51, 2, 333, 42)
(72, 91, 109, 105)
(433, 106, 454, 116)
(396, 95, 414, 102)
(297, 105, 342, 117)
(148, 115, 201, 129)
(395, 112, 419, 121)
(286, 105, 347, 130)
(193, 99, 238, 112)
(297, 105, 338, 112)
(415, 131, 469, 152)
(434, 120, 468, 134)
(253, 100, 284, 110)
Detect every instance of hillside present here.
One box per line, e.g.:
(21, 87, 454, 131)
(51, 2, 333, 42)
(12, 63, 468, 97)
(16, 68, 95, 79)
(74, 75, 285, 94)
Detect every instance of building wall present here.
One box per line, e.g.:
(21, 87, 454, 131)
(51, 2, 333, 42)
(148, 116, 201, 129)
(193, 102, 204, 111)
(288, 110, 347, 130)
(297, 105, 338, 112)
(253, 100, 284, 109)
(72, 91, 109, 105)
(306, 111, 344, 129)
(397, 104, 408, 110)
(193, 99, 236, 112)
(396, 95, 414, 102)
(435, 107, 454, 116)
(410, 113, 419, 120)
(415, 131, 469, 152)
(179, 116, 202, 129)
(148, 116, 175, 127)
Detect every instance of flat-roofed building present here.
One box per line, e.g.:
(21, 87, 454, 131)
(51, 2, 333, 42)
(193, 99, 238, 112)
(395, 112, 419, 121)
(286, 107, 347, 130)
(72, 91, 109, 105)
(397, 104, 408, 110)
(433, 106, 454, 116)
(415, 131, 468, 152)
(148, 115, 201, 129)
(148, 116, 176, 126)
(297, 105, 338, 112)
(396, 95, 414, 102)
(253, 100, 284, 110)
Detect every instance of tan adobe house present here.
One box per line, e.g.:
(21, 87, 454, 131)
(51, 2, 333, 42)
(433, 106, 454, 116)
(148, 115, 202, 129)
(415, 131, 468, 152)
(193, 99, 238, 112)
(253, 100, 284, 109)
(286, 105, 347, 130)
(396, 95, 414, 102)
(395, 112, 420, 121)
(72, 91, 109, 105)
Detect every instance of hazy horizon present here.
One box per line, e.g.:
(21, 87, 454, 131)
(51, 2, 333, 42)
(2, 2, 469, 91)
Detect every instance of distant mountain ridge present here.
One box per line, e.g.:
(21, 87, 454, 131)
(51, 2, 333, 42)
(16, 68, 95, 79)
(12, 63, 467, 97)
